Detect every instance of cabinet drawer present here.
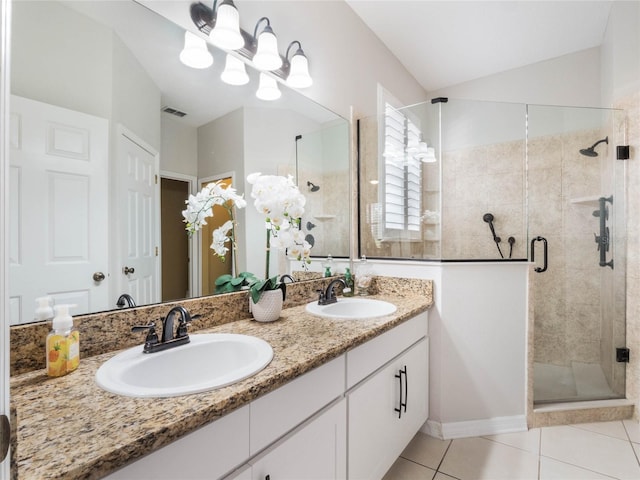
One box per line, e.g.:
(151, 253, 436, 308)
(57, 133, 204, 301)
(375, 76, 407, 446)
(104, 405, 250, 480)
(346, 311, 427, 388)
(250, 354, 345, 455)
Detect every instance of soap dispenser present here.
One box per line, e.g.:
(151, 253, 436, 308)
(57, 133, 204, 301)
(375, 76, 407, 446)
(343, 268, 355, 297)
(355, 255, 373, 296)
(46, 304, 80, 377)
(323, 254, 334, 277)
(35, 296, 54, 322)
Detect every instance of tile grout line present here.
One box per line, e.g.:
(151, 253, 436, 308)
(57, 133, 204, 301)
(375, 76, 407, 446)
(434, 439, 455, 478)
(622, 420, 640, 467)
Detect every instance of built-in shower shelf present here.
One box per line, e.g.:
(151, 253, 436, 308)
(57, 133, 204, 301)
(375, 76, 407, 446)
(314, 214, 336, 222)
(570, 195, 605, 206)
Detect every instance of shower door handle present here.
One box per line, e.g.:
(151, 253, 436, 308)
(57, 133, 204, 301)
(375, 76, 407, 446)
(531, 236, 548, 273)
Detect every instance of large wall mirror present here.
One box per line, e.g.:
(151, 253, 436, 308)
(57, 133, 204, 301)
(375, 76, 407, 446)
(9, 0, 350, 325)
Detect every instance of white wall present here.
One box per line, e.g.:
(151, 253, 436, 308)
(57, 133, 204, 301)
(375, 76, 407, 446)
(11, 1, 113, 117)
(161, 116, 198, 176)
(237, 1, 428, 118)
(601, 1, 640, 104)
(430, 47, 602, 107)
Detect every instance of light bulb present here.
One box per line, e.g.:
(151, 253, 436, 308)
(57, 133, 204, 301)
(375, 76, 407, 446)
(179, 31, 213, 69)
(221, 54, 249, 86)
(256, 73, 281, 101)
(286, 52, 312, 88)
(209, 0, 244, 51)
(253, 26, 282, 71)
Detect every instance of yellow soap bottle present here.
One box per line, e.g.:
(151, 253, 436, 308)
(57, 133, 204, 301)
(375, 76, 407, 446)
(46, 304, 80, 377)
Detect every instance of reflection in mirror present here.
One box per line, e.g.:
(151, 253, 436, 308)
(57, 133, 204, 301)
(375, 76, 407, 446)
(9, 0, 349, 325)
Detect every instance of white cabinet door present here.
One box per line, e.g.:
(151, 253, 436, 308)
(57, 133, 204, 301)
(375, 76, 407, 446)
(348, 339, 428, 480)
(250, 399, 347, 480)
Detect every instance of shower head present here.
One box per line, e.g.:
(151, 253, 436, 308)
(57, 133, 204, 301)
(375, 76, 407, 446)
(482, 213, 494, 223)
(307, 181, 320, 192)
(579, 136, 608, 157)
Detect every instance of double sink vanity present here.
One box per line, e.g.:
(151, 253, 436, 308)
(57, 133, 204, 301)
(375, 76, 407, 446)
(10, 276, 432, 479)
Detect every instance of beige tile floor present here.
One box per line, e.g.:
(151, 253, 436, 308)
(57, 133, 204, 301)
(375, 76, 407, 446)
(383, 420, 640, 479)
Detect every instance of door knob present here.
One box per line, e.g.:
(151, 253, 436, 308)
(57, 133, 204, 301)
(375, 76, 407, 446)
(123, 266, 135, 275)
(93, 271, 105, 282)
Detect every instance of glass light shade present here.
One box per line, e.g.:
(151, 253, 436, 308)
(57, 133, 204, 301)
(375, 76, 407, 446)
(253, 29, 282, 71)
(221, 54, 249, 86)
(179, 31, 213, 69)
(286, 53, 312, 88)
(209, 1, 244, 51)
(256, 73, 281, 101)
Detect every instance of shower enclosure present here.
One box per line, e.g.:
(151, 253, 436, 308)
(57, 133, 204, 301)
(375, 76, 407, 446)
(358, 98, 627, 405)
(528, 104, 627, 403)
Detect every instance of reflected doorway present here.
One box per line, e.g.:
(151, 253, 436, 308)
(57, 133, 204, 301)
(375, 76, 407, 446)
(200, 176, 233, 296)
(160, 177, 190, 301)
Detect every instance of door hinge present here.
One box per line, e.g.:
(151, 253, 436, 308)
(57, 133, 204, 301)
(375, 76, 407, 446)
(0, 414, 9, 462)
(155, 246, 159, 256)
(155, 174, 158, 184)
(616, 347, 630, 363)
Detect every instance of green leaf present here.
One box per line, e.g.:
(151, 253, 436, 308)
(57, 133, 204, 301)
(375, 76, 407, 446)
(214, 274, 233, 286)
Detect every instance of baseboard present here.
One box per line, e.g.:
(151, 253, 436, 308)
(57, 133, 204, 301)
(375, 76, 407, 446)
(422, 415, 527, 439)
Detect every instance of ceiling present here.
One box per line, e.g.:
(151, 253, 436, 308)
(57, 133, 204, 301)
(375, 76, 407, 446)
(345, 1, 613, 92)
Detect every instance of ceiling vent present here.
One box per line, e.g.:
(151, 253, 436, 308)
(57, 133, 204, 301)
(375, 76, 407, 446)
(162, 106, 187, 118)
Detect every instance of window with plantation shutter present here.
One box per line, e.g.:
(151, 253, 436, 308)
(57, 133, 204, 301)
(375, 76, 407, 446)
(379, 100, 423, 240)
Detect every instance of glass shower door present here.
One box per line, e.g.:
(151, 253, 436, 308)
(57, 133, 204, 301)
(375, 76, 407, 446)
(527, 104, 627, 404)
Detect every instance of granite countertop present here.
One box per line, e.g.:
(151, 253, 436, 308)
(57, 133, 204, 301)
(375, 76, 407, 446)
(11, 292, 432, 480)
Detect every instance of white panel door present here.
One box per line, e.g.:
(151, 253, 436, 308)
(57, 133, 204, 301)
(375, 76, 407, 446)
(116, 129, 159, 306)
(9, 95, 109, 323)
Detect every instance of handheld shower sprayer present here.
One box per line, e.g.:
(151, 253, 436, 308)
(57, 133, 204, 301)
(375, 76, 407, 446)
(482, 213, 500, 243)
(483, 213, 504, 258)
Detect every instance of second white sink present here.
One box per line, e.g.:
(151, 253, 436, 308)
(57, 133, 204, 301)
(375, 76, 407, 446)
(95, 333, 273, 398)
(305, 297, 397, 319)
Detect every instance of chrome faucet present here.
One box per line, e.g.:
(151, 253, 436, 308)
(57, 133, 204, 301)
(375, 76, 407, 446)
(318, 278, 347, 305)
(116, 293, 136, 308)
(131, 305, 200, 354)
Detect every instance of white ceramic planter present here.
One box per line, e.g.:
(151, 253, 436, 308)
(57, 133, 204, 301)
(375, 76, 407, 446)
(250, 289, 283, 322)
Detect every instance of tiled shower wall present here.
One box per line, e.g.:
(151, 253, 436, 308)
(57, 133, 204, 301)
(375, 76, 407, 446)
(441, 141, 526, 259)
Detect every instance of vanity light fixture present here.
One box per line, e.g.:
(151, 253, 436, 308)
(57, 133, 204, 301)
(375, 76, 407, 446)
(285, 41, 312, 89)
(179, 31, 214, 69)
(256, 73, 281, 101)
(221, 53, 250, 85)
(188, 3, 313, 91)
(208, 0, 244, 50)
(252, 17, 282, 71)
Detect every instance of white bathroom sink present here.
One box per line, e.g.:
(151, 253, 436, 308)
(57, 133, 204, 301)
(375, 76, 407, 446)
(95, 333, 273, 398)
(305, 298, 397, 319)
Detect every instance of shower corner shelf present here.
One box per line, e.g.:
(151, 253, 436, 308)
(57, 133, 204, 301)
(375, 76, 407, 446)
(314, 214, 336, 222)
(569, 195, 605, 206)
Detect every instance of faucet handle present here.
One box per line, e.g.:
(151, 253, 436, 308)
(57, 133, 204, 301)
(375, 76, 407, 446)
(132, 322, 159, 349)
(176, 314, 200, 338)
(316, 289, 326, 305)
